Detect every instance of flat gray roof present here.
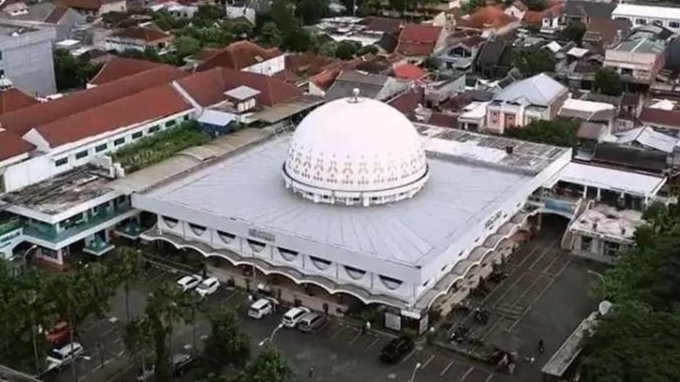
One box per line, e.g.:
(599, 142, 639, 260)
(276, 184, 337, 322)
(143, 134, 532, 267)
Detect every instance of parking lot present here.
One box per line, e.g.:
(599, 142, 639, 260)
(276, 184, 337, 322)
(49, 218, 602, 382)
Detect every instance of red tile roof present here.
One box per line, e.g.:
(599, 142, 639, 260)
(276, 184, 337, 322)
(0, 130, 34, 162)
(177, 67, 303, 107)
(391, 63, 427, 80)
(196, 40, 283, 72)
(639, 107, 680, 129)
(0, 88, 38, 115)
(456, 6, 518, 30)
(0, 65, 187, 136)
(388, 88, 424, 119)
(89, 56, 167, 86)
(44, 4, 69, 23)
(33, 84, 190, 148)
(396, 24, 443, 56)
(428, 113, 458, 128)
(113, 26, 172, 42)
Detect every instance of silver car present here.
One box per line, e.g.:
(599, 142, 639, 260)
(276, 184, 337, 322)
(298, 312, 327, 332)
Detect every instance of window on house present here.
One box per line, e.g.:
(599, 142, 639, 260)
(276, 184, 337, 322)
(75, 150, 88, 159)
(183, 115, 190, 121)
(635, 18, 646, 25)
(55, 157, 68, 167)
(670, 21, 680, 28)
(131, 131, 143, 139)
(580, 236, 592, 252)
(148, 125, 160, 133)
(165, 120, 176, 128)
(0, 70, 5, 78)
(95, 143, 108, 152)
(114, 137, 125, 146)
(604, 241, 620, 257)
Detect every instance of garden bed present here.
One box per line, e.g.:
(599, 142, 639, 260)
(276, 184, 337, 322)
(111, 120, 209, 173)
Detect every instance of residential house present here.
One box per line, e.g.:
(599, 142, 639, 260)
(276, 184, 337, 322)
(58, 0, 125, 16)
(311, 17, 388, 47)
(523, 3, 565, 34)
(612, 3, 680, 32)
(604, 28, 666, 85)
(639, 107, 680, 136)
(395, 23, 446, 60)
(435, 34, 484, 71)
(324, 70, 409, 101)
(504, 1, 527, 21)
(225, 0, 270, 24)
(563, 1, 616, 25)
(0, 3, 86, 41)
(559, 98, 617, 144)
(582, 18, 631, 52)
(274, 52, 337, 88)
(485, 73, 568, 134)
(105, 25, 173, 52)
(473, 39, 515, 79)
(455, 6, 520, 37)
(149, 2, 197, 18)
(196, 40, 284, 76)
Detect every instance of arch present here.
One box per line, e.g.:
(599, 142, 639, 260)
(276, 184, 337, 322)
(146, 235, 394, 306)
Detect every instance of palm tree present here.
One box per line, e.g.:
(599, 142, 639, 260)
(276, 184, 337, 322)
(124, 316, 153, 377)
(114, 247, 146, 323)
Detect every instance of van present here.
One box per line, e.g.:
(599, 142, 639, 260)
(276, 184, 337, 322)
(248, 298, 274, 319)
(282, 306, 310, 328)
(46, 342, 84, 370)
(298, 312, 327, 332)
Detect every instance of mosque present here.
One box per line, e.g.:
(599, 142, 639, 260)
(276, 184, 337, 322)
(133, 91, 572, 330)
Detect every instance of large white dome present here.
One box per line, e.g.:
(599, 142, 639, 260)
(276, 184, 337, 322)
(282, 94, 429, 207)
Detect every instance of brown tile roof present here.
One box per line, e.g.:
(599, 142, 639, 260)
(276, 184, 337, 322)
(44, 4, 69, 23)
(639, 107, 680, 129)
(0, 88, 38, 115)
(89, 56, 167, 86)
(392, 62, 427, 80)
(0, 130, 34, 162)
(428, 113, 458, 128)
(523, 3, 564, 24)
(189, 47, 220, 63)
(457, 6, 518, 30)
(388, 88, 424, 119)
(177, 67, 303, 107)
(196, 40, 283, 72)
(33, 84, 190, 148)
(396, 24, 442, 56)
(0, 65, 187, 136)
(113, 26, 172, 42)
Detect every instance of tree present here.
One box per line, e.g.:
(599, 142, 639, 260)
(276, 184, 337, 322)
(524, 0, 548, 11)
(174, 36, 201, 59)
(358, 44, 379, 56)
(53, 49, 102, 91)
(203, 308, 250, 369)
(296, 0, 330, 25)
(593, 67, 623, 96)
(243, 347, 293, 382)
(195, 4, 225, 21)
(270, 0, 297, 35)
(283, 27, 313, 52)
(124, 316, 153, 375)
(512, 46, 556, 76)
(561, 20, 586, 44)
(505, 119, 578, 147)
(112, 247, 146, 323)
(423, 56, 439, 72)
(257, 22, 283, 47)
(335, 41, 358, 59)
(320, 41, 337, 57)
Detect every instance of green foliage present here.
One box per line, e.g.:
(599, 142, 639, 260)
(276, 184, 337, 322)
(524, 0, 548, 11)
(512, 46, 556, 76)
(204, 308, 250, 369)
(53, 49, 102, 91)
(320, 41, 337, 57)
(505, 119, 577, 147)
(561, 20, 586, 44)
(358, 44, 379, 56)
(461, 0, 485, 14)
(110, 120, 209, 173)
(243, 347, 293, 382)
(335, 40, 359, 59)
(593, 67, 623, 96)
(295, 0, 330, 25)
(174, 35, 201, 58)
(257, 22, 283, 47)
(271, 0, 298, 35)
(195, 4, 226, 22)
(423, 56, 439, 72)
(283, 27, 314, 52)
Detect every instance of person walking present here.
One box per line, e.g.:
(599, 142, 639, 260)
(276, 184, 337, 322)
(308, 366, 314, 379)
(538, 339, 545, 354)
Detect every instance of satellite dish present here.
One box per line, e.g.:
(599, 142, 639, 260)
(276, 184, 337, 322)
(598, 300, 613, 316)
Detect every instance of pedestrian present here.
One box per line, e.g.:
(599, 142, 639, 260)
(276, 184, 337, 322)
(361, 322, 366, 334)
(366, 321, 371, 333)
(308, 366, 314, 379)
(538, 339, 544, 354)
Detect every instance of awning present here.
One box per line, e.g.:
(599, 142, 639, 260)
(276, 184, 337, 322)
(115, 221, 142, 240)
(83, 238, 115, 256)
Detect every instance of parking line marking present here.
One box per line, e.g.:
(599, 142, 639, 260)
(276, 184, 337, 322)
(368, 335, 380, 347)
(116, 350, 125, 357)
(401, 349, 416, 363)
(330, 326, 345, 339)
(422, 354, 435, 368)
(440, 361, 454, 376)
(348, 331, 362, 344)
(484, 374, 494, 382)
(460, 366, 474, 381)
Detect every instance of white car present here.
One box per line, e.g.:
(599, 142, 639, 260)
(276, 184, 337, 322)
(248, 298, 276, 319)
(46, 342, 83, 371)
(282, 306, 310, 328)
(176, 275, 202, 292)
(196, 277, 220, 297)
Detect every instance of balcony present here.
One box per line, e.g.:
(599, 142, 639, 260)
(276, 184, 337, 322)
(0, 217, 22, 237)
(529, 193, 584, 219)
(24, 205, 132, 244)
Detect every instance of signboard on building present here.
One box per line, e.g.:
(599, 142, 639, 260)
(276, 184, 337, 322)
(248, 228, 275, 243)
(385, 311, 401, 331)
(418, 313, 429, 335)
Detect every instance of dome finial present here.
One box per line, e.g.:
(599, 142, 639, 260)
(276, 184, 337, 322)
(349, 88, 360, 103)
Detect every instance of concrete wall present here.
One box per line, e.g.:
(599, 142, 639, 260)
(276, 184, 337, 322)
(244, 55, 285, 76)
(0, 26, 56, 96)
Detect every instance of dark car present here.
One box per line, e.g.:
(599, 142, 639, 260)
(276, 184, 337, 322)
(379, 337, 414, 364)
(136, 353, 194, 381)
